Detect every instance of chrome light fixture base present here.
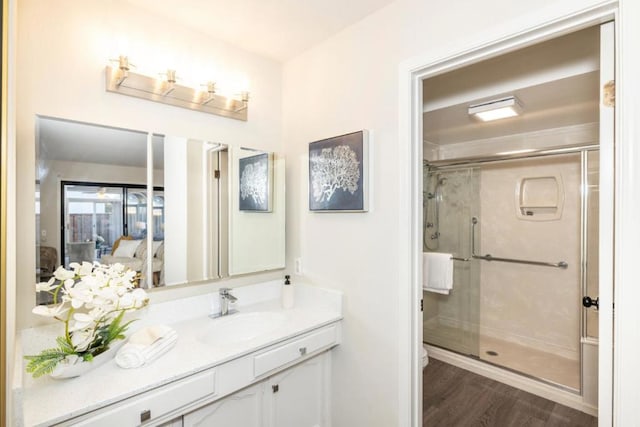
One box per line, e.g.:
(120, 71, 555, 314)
(105, 65, 249, 121)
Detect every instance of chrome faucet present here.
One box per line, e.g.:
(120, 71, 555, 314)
(218, 288, 237, 317)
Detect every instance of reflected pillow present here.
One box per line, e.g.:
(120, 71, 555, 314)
(155, 242, 165, 260)
(152, 240, 163, 257)
(113, 239, 142, 258)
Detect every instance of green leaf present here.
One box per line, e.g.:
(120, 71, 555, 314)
(56, 336, 75, 354)
(24, 348, 68, 378)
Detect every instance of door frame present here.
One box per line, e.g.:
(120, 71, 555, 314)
(398, 3, 619, 426)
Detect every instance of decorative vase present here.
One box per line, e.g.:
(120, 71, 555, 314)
(50, 342, 123, 380)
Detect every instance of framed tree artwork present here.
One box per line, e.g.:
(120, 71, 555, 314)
(308, 130, 369, 212)
(239, 152, 273, 212)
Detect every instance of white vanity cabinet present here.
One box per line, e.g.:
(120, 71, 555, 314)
(158, 418, 184, 427)
(265, 353, 329, 427)
(19, 283, 344, 427)
(183, 381, 264, 427)
(184, 352, 330, 427)
(52, 323, 339, 427)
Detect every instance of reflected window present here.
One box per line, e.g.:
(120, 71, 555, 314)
(152, 193, 165, 241)
(61, 183, 164, 267)
(127, 191, 148, 239)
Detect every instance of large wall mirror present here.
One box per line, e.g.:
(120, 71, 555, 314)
(35, 116, 285, 304)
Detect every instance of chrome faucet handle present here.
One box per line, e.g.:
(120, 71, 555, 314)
(215, 288, 238, 318)
(220, 288, 237, 302)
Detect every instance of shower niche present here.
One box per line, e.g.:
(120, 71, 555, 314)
(515, 174, 565, 221)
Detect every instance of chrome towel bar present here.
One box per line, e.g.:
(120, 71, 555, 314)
(471, 253, 568, 269)
(445, 217, 569, 269)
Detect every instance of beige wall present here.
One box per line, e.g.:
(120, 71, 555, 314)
(16, 0, 283, 329)
(479, 155, 581, 359)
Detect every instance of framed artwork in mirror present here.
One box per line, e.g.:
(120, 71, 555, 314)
(309, 130, 369, 212)
(239, 152, 273, 212)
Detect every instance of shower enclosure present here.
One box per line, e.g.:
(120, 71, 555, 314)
(423, 148, 599, 394)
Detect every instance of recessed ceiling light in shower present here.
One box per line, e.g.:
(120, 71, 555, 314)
(468, 96, 522, 122)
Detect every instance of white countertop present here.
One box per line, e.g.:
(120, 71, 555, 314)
(16, 281, 343, 427)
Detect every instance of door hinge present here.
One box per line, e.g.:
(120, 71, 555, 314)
(214, 170, 221, 179)
(603, 80, 615, 107)
(420, 299, 423, 312)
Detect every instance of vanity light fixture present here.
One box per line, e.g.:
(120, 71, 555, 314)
(105, 55, 249, 121)
(468, 96, 522, 122)
(235, 91, 250, 113)
(201, 82, 217, 106)
(112, 55, 133, 87)
(160, 69, 177, 97)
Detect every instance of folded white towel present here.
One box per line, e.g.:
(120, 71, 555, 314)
(115, 325, 178, 369)
(423, 252, 454, 295)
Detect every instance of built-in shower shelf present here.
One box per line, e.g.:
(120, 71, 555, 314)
(515, 175, 564, 221)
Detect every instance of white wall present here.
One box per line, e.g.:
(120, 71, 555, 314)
(16, 0, 283, 329)
(282, 0, 611, 425)
(13, 0, 640, 426)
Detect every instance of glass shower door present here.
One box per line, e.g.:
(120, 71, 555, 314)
(423, 166, 480, 357)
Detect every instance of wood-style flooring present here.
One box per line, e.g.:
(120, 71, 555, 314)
(423, 359, 597, 426)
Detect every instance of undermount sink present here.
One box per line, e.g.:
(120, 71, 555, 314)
(199, 312, 287, 346)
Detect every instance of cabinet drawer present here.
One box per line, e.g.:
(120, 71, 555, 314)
(71, 370, 215, 426)
(254, 325, 337, 377)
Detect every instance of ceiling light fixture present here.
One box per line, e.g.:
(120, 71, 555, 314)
(468, 96, 522, 122)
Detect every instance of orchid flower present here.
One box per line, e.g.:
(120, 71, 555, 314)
(27, 262, 150, 377)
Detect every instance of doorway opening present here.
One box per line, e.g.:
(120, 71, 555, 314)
(414, 15, 614, 422)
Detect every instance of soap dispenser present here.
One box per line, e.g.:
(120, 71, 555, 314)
(282, 275, 294, 309)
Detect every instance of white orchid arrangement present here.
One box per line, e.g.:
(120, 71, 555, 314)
(25, 262, 149, 378)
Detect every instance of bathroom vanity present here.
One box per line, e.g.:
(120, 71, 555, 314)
(14, 282, 343, 426)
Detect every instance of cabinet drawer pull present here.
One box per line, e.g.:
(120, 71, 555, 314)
(254, 325, 337, 377)
(140, 409, 151, 423)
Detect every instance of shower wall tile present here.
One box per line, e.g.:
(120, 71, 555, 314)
(479, 155, 581, 360)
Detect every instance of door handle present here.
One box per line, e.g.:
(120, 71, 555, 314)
(582, 296, 599, 310)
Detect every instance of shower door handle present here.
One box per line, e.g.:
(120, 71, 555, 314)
(582, 296, 599, 310)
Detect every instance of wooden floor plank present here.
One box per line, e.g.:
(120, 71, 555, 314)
(423, 359, 597, 426)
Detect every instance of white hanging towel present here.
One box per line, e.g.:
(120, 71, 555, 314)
(423, 252, 454, 295)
